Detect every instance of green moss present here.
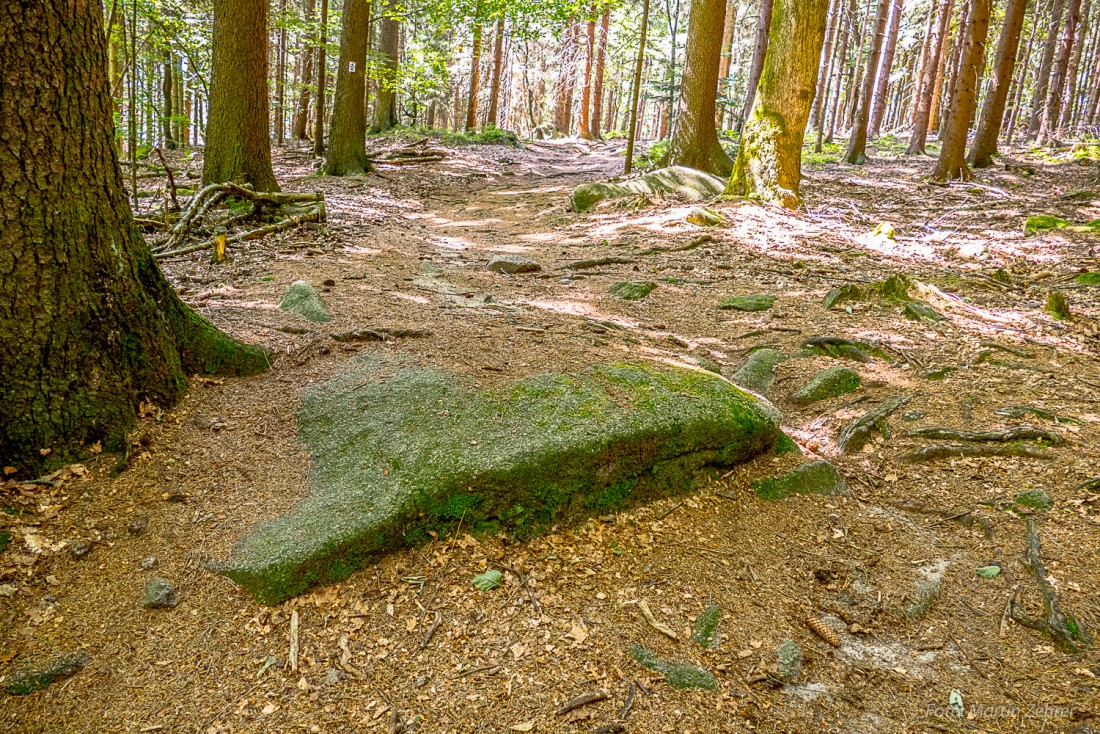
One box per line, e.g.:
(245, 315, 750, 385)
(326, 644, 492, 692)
(1045, 291, 1072, 320)
(773, 432, 801, 455)
(219, 358, 782, 603)
(730, 349, 787, 393)
(691, 604, 722, 650)
(4, 652, 89, 696)
(905, 579, 940, 619)
(1076, 272, 1100, 285)
(904, 301, 944, 322)
(824, 274, 915, 310)
(629, 645, 718, 690)
(718, 295, 775, 312)
(0, 530, 9, 554)
(279, 280, 331, 323)
(610, 281, 657, 300)
(923, 366, 955, 381)
(753, 461, 847, 501)
(790, 366, 860, 406)
(1025, 215, 1071, 236)
(1015, 489, 1053, 511)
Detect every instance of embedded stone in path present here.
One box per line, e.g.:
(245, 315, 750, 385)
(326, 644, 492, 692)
(790, 366, 861, 406)
(570, 166, 726, 213)
(279, 280, 331, 323)
(488, 255, 542, 274)
(218, 358, 783, 603)
(610, 281, 657, 300)
(729, 349, 787, 394)
(718, 294, 775, 312)
(752, 461, 848, 501)
(5, 652, 89, 696)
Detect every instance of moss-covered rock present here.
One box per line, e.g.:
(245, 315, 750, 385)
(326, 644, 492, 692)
(729, 348, 787, 393)
(279, 280, 331, 323)
(773, 432, 802, 455)
(801, 336, 887, 363)
(1024, 215, 1071, 236)
(488, 255, 541, 274)
(5, 652, 89, 696)
(752, 461, 848, 501)
(610, 281, 657, 300)
(570, 166, 726, 213)
(1075, 272, 1100, 285)
(1015, 489, 1053, 511)
(823, 274, 915, 310)
(904, 301, 944, 322)
(686, 206, 726, 226)
(790, 366, 860, 406)
(691, 604, 721, 650)
(1046, 291, 1072, 320)
(218, 358, 782, 603)
(718, 294, 776, 312)
(776, 639, 803, 681)
(629, 645, 718, 690)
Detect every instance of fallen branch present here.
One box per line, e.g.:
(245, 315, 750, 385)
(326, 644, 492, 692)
(565, 256, 638, 270)
(154, 205, 325, 260)
(420, 611, 442, 650)
(906, 425, 1064, 447)
(637, 599, 678, 640)
(906, 443, 1052, 462)
(1010, 517, 1089, 652)
(155, 147, 180, 213)
(555, 691, 609, 716)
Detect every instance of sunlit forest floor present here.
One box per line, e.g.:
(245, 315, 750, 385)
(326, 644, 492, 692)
(4, 135, 1100, 733)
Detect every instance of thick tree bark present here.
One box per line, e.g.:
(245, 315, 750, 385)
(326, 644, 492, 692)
(292, 0, 316, 140)
(908, 0, 952, 154)
(466, 22, 483, 130)
(868, 0, 903, 136)
(313, 0, 329, 155)
(486, 18, 506, 128)
(728, 0, 831, 208)
(1026, 0, 1067, 140)
(738, 0, 776, 134)
(204, 0, 279, 189)
(844, 0, 891, 163)
(625, 0, 651, 173)
(1039, 0, 1082, 143)
(665, 0, 733, 175)
(591, 9, 611, 139)
(324, 0, 372, 174)
(969, 0, 1028, 167)
(578, 14, 597, 139)
(0, 0, 269, 471)
(371, 0, 399, 133)
(933, 0, 993, 180)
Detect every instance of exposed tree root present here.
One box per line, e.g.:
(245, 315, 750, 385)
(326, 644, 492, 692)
(1010, 518, 1090, 652)
(636, 233, 715, 256)
(906, 443, 1053, 462)
(154, 205, 325, 260)
(906, 425, 1064, 446)
(837, 396, 910, 453)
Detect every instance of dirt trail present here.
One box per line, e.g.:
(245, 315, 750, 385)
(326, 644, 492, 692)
(3, 139, 1100, 733)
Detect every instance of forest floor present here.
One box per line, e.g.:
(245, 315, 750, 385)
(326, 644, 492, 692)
(4, 134, 1100, 734)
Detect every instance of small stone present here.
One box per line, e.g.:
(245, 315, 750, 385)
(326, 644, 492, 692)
(487, 255, 541, 274)
(902, 410, 926, 421)
(278, 280, 331, 323)
(324, 669, 340, 685)
(753, 461, 848, 501)
(128, 516, 149, 536)
(140, 556, 158, 570)
(790, 366, 861, 406)
(70, 540, 92, 559)
(142, 578, 179, 609)
(5, 652, 90, 696)
(717, 294, 776, 312)
(776, 639, 803, 681)
(0, 584, 16, 597)
(416, 675, 428, 688)
(609, 281, 657, 300)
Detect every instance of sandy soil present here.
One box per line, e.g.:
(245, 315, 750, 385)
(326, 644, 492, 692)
(3, 136, 1100, 734)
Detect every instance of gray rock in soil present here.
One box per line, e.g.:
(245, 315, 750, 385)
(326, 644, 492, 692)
(570, 166, 726, 213)
(729, 349, 787, 394)
(140, 556, 158, 570)
(142, 578, 179, 609)
(70, 540, 92, 559)
(487, 255, 542, 274)
(5, 652, 90, 695)
(128, 516, 149, 536)
(279, 280, 331, 323)
(790, 366, 861, 406)
(776, 639, 803, 681)
(609, 281, 657, 300)
(752, 461, 848, 501)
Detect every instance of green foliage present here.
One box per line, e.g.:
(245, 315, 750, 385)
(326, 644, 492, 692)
(373, 124, 520, 146)
(975, 565, 1002, 579)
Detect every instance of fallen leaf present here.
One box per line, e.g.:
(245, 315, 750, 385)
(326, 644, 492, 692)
(511, 721, 535, 732)
(568, 621, 588, 645)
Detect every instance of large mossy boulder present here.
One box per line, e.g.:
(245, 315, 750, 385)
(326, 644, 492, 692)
(219, 358, 783, 603)
(570, 166, 726, 213)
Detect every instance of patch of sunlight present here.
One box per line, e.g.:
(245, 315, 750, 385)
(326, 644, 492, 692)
(434, 218, 504, 229)
(521, 298, 638, 329)
(489, 186, 565, 196)
(430, 236, 474, 250)
(389, 292, 431, 305)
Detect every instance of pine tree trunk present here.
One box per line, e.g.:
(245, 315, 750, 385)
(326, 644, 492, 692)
(845, 0, 890, 163)
(1027, 0, 1068, 140)
(204, 0, 279, 189)
(591, 10, 611, 139)
(926, 1, 954, 134)
(487, 18, 506, 127)
(1065, 0, 1094, 126)
(625, 0, 651, 173)
(717, 0, 738, 126)
(811, 0, 841, 134)
(868, 0, 903, 136)
(933, 0, 993, 180)
(666, 0, 733, 175)
(825, 0, 856, 143)
(969, 0, 1028, 167)
(466, 23, 483, 130)
(938, 0, 971, 137)
(324, 0, 372, 174)
(909, 3, 937, 130)
(554, 25, 576, 135)
(908, 0, 953, 154)
(313, 0, 329, 154)
(578, 14, 596, 139)
(728, 0, 831, 208)
(0, 0, 269, 471)
(1007, 5, 1040, 141)
(1040, 0, 1082, 142)
(843, 0, 873, 129)
(162, 51, 177, 149)
(738, 0, 776, 134)
(276, 0, 288, 145)
(371, 1, 399, 133)
(292, 0, 316, 140)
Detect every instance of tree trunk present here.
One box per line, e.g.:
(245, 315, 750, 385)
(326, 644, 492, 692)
(666, 0, 734, 175)
(717, 0, 738, 125)
(162, 51, 177, 149)
(825, 0, 857, 144)
(276, 0, 288, 146)
(204, 0, 279, 189)
(969, 0, 1028, 167)
(371, 0, 399, 133)
(1064, 0, 1094, 126)
(738, 0, 776, 134)
(591, 9, 611, 139)
(292, 0, 316, 140)
(843, 0, 873, 129)
(728, 0, 831, 208)
(907, 0, 953, 154)
(313, 0, 329, 155)
(937, 0, 971, 137)
(1026, 0, 1067, 140)
(0, 0, 269, 471)
(933, 0, 993, 180)
(1007, 2, 1040, 141)
(810, 0, 841, 133)
(324, 0, 372, 174)
(487, 18, 506, 128)
(910, 2, 937, 130)
(578, 14, 597, 139)
(625, 0, 651, 173)
(1040, 0, 1082, 143)
(868, 0, 903, 136)
(466, 22, 483, 130)
(844, 0, 891, 163)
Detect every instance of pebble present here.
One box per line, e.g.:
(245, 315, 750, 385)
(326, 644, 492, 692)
(70, 540, 92, 559)
(140, 556, 158, 570)
(488, 255, 542, 275)
(142, 578, 179, 609)
(128, 516, 149, 536)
